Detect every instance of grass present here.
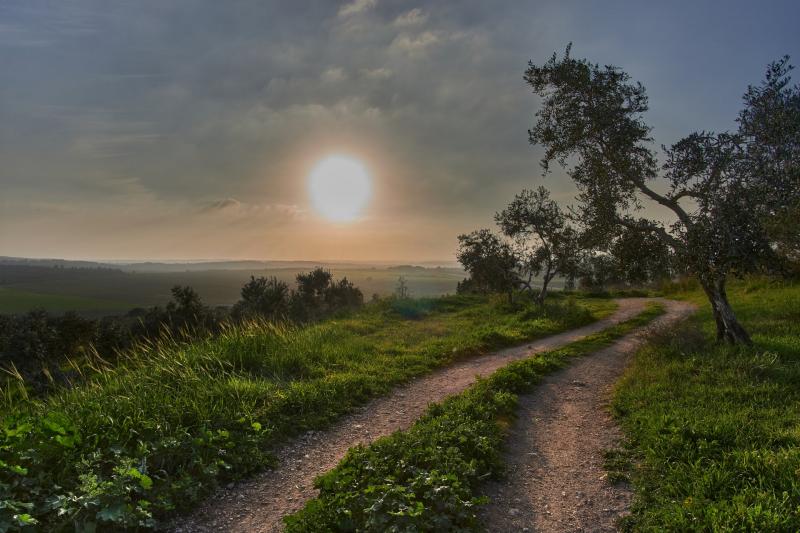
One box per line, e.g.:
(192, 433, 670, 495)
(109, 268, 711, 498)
(284, 302, 665, 531)
(0, 293, 615, 531)
(0, 287, 130, 315)
(611, 277, 800, 531)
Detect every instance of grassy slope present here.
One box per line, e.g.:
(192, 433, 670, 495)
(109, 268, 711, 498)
(285, 303, 664, 531)
(612, 278, 800, 531)
(0, 294, 615, 531)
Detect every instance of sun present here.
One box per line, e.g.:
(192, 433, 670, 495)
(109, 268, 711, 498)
(308, 155, 372, 222)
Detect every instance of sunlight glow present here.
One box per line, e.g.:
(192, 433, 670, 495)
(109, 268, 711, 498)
(308, 155, 372, 222)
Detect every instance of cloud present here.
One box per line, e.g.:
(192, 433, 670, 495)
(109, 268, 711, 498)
(320, 66, 347, 83)
(337, 0, 377, 18)
(3, 0, 789, 261)
(393, 8, 428, 27)
(201, 197, 242, 213)
(389, 31, 441, 56)
(70, 132, 162, 159)
(360, 67, 393, 80)
(200, 198, 306, 221)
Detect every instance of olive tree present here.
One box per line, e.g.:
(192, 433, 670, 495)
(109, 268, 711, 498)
(525, 46, 793, 344)
(737, 56, 800, 262)
(456, 229, 520, 303)
(495, 186, 582, 304)
(609, 221, 676, 285)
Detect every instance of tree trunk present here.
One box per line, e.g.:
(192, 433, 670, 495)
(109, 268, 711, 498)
(536, 268, 553, 306)
(700, 277, 752, 345)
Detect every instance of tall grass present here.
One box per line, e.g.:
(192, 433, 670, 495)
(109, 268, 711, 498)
(612, 278, 800, 531)
(0, 293, 614, 530)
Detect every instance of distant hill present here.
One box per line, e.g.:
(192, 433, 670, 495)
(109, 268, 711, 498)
(0, 256, 114, 270)
(0, 256, 459, 273)
(0, 257, 466, 316)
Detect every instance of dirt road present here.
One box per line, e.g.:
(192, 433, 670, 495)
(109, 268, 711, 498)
(174, 299, 659, 532)
(479, 299, 694, 532)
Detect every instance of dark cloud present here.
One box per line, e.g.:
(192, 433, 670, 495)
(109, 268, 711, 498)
(1, 0, 798, 260)
(200, 198, 242, 213)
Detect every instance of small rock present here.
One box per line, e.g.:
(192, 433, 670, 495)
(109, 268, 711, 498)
(508, 508, 520, 516)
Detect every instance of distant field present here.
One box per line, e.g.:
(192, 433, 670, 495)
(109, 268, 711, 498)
(0, 287, 131, 315)
(0, 264, 469, 315)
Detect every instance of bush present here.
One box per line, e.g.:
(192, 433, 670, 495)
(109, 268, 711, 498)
(232, 276, 291, 321)
(234, 269, 364, 323)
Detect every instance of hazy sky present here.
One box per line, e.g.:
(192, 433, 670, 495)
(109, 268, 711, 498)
(2, 0, 798, 262)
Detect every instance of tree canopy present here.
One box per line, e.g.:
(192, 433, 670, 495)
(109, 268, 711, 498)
(495, 186, 582, 303)
(456, 229, 520, 302)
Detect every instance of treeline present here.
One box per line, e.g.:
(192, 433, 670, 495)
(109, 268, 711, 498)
(455, 187, 677, 302)
(0, 268, 363, 390)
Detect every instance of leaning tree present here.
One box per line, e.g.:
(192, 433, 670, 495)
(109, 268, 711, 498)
(525, 46, 796, 344)
(495, 186, 582, 304)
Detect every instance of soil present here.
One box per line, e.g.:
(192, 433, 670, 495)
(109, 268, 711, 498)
(172, 298, 668, 532)
(479, 299, 695, 532)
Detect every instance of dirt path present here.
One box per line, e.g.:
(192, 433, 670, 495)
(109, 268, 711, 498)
(479, 299, 695, 532)
(173, 299, 655, 533)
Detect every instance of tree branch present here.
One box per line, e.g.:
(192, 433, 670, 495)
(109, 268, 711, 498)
(595, 137, 694, 229)
(616, 216, 681, 250)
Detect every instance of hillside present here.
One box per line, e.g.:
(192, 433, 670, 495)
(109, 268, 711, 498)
(0, 292, 612, 530)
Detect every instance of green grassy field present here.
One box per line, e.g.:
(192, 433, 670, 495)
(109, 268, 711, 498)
(612, 278, 800, 531)
(0, 287, 130, 315)
(0, 293, 614, 531)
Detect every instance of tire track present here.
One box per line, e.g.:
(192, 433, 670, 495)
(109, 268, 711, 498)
(174, 299, 657, 532)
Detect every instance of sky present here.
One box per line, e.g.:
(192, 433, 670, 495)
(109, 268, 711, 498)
(1, 0, 798, 262)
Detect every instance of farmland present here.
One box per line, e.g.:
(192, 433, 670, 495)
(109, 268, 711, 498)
(0, 261, 474, 316)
